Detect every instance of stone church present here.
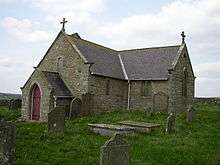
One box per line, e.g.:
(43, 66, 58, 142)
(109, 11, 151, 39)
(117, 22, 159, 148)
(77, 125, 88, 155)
(21, 22, 195, 121)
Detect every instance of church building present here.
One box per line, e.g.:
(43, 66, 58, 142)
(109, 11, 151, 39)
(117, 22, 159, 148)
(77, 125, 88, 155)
(21, 19, 195, 121)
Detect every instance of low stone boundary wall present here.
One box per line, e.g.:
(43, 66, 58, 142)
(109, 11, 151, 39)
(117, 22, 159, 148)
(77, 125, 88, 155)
(194, 97, 220, 104)
(0, 100, 10, 106)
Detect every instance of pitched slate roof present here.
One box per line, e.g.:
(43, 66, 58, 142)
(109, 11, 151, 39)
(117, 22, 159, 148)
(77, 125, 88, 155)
(42, 71, 72, 97)
(66, 33, 181, 81)
(66, 35, 125, 79)
(119, 46, 181, 80)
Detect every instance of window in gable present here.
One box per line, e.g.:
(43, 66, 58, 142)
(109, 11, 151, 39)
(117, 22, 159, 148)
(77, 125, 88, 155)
(57, 57, 63, 73)
(141, 81, 152, 96)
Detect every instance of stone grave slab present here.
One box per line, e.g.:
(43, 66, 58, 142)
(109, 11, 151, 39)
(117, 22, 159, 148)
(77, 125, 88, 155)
(117, 120, 161, 133)
(48, 106, 66, 134)
(100, 133, 129, 165)
(0, 120, 16, 164)
(88, 124, 135, 136)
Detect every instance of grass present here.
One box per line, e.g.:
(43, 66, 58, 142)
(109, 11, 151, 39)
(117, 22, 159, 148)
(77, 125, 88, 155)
(0, 103, 220, 165)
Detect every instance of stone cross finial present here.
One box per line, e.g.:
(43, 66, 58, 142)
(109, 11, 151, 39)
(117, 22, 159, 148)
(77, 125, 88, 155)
(60, 18, 68, 32)
(181, 31, 186, 44)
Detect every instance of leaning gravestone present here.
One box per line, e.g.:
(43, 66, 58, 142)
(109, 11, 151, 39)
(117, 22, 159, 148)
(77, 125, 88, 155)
(186, 105, 194, 123)
(48, 106, 66, 134)
(100, 133, 129, 165)
(8, 99, 22, 110)
(165, 113, 176, 133)
(0, 119, 16, 164)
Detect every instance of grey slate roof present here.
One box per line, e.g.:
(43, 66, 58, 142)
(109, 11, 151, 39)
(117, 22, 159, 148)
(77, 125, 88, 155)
(66, 35, 125, 79)
(119, 46, 180, 80)
(66, 33, 181, 81)
(42, 71, 72, 97)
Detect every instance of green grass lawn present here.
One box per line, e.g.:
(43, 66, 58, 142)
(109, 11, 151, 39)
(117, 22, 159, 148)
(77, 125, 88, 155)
(0, 104, 220, 165)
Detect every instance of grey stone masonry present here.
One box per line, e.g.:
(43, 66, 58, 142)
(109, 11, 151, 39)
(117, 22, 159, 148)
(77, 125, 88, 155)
(8, 99, 22, 110)
(0, 119, 16, 165)
(88, 124, 134, 136)
(48, 106, 65, 134)
(186, 105, 193, 123)
(117, 120, 160, 133)
(100, 133, 129, 165)
(166, 113, 176, 133)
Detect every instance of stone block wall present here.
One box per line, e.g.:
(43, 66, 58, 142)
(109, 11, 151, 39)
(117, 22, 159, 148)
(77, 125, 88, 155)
(88, 75, 128, 112)
(129, 81, 168, 111)
(168, 45, 195, 112)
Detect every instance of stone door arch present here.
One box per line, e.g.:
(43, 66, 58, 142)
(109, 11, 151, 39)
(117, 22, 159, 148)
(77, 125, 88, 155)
(69, 98, 82, 119)
(31, 84, 41, 120)
(153, 92, 168, 112)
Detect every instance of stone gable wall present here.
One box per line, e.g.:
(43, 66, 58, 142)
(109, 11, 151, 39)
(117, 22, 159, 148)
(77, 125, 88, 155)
(88, 75, 128, 112)
(21, 33, 91, 121)
(168, 46, 195, 112)
(38, 33, 90, 98)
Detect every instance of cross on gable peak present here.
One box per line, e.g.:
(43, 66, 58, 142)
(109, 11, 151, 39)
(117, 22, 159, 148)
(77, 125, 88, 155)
(60, 18, 68, 32)
(181, 31, 186, 44)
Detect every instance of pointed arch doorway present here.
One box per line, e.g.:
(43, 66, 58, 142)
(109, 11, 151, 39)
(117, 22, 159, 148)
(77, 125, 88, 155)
(31, 84, 41, 120)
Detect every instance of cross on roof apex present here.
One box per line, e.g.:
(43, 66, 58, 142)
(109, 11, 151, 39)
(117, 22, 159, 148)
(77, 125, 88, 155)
(181, 31, 186, 44)
(60, 18, 68, 32)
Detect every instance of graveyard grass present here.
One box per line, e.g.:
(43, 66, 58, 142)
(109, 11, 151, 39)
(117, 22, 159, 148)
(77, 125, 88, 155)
(0, 104, 220, 165)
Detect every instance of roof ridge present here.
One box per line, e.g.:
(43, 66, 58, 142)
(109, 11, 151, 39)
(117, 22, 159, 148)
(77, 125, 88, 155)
(119, 45, 181, 52)
(68, 34, 117, 52)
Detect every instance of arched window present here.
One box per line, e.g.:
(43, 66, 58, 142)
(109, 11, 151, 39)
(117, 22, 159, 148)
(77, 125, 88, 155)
(106, 79, 110, 95)
(182, 68, 187, 97)
(57, 57, 63, 73)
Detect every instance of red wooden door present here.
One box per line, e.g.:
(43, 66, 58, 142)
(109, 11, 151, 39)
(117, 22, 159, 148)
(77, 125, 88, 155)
(32, 85, 41, 120)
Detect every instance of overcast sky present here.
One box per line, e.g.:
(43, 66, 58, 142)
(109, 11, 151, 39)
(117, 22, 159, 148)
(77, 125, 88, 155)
(0, 0, 220, 97)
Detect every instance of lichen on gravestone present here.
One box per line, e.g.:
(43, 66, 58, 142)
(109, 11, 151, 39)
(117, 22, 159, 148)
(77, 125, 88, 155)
(186, 105, 194, 123)
(165, 113, 176, 133)
(100, 133, 129, 165)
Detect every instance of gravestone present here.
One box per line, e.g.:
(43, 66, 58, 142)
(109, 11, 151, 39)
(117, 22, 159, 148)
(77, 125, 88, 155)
(153, 92, 168, 112)
(48, 106, 65, 134)
(186, 105, 194, 123)
(8, 99, 22, 110)
(0, 119, 16, 164)
(165, 113, 176, 133)
(100, 133, 129, 165)
(69, 98, 82, 119)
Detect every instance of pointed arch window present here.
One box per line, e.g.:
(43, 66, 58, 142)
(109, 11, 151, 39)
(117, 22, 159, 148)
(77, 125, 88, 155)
(106, 79, 110, 95)
(182, 68, 188, 97)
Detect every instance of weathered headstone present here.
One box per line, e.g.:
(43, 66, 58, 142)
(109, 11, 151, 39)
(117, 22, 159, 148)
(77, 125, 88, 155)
(165, 113, 176, 133)
(8, 99, 22, 110)
(48, 106, 65, 134)
(100, 133, 129, 165)
(69, 98, 82, 119)
(186, 105, 194, 123)
(0, 119, 16, 164)
(153, 92, 169, 112)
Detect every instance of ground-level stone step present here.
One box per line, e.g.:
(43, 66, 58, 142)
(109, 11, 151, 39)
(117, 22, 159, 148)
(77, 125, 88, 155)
(88, 124, 135, 136)
(117, 120, 161, 133)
